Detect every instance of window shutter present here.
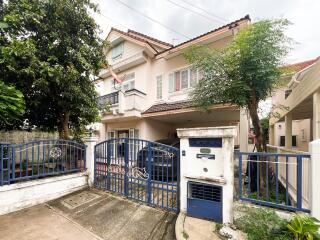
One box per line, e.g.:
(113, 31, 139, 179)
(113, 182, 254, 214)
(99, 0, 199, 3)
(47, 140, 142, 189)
(175, 72, 180, 91)
(156, 75, 162, 99)
(169, 73, 174, 93)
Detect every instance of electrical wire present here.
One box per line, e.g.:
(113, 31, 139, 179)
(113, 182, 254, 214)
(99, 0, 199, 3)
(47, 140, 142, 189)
(179, 0, 227, 23)
(113, 0, 192, 40)
(165, 0, 225, 24)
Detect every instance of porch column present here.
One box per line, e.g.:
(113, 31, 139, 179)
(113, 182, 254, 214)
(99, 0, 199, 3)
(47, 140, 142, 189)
(239, 108, 249, 152)
(84, 136, 99, 187)
(309, 139, 320, 220)
(313, 89, 320, 140)
(99, 122, 106, 142)
(269, 124, 275, 146)
(285, 112, 292, 148)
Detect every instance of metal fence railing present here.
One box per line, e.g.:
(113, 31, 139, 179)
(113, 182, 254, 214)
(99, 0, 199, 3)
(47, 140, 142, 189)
(0, 139, 86, 186)
(238, 151, 310, 213)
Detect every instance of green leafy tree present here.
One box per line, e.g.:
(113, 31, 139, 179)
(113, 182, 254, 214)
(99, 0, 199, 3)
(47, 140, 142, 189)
(0, 81, 25, 126)
(1, 0, 107, 139)
(184, 20, 291, 190)
(184, 19, 291, 153)
(0, 3, 26, 128)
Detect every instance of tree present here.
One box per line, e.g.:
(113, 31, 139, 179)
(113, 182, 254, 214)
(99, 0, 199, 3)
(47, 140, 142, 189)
(1, 0, 107, 139)
(184, 20, 291, 190)
(0, 81, 25, 127)
(184, 19, 291, 153)
(0, 3, 26, 128)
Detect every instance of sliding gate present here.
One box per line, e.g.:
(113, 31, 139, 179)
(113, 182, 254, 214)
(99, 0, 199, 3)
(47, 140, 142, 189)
(94, 138, 180, 212)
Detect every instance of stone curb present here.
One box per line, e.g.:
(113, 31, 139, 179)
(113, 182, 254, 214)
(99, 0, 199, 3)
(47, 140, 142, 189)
(175, 212, 186, 240)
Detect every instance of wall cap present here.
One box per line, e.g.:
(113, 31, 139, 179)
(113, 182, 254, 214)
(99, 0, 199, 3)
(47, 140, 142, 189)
(177, 126, 237, 138)
(83, 136, 99, 143)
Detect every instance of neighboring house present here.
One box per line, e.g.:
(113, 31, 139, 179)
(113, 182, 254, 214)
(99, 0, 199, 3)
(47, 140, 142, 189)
(94, 15, 251, 151)
(270, 56, 320, 152)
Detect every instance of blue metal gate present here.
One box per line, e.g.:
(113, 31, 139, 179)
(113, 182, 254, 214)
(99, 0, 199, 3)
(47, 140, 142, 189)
(94, 138, 180, 212)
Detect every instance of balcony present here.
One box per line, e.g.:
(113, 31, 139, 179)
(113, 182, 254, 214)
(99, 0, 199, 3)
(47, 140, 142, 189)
(99, 89, 147, 121)
(99, 52, 147, 79)
(98, 91, 119, 106)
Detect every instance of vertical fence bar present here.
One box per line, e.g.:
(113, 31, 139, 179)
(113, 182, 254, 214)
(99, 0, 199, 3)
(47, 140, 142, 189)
(275, 155, 279, 204)
(296, 156, 302, 210)
(257, 155, 260, 198)
(32, 143, 34, 176)
(239, 153, 243, 198)
(266, 156, 269, 201)
(147, 142, 152, 204)
(124, 138, 129, 197)
(286, 155, 289, 205)
(0, 144, 3, 186)
(12, 147, 15, 183)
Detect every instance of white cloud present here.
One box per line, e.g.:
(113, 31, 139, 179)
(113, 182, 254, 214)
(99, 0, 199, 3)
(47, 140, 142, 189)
(93, 0, 320, 63)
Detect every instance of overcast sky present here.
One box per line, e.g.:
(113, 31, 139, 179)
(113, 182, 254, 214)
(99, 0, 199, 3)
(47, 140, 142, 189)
(93, 0, 320, 64)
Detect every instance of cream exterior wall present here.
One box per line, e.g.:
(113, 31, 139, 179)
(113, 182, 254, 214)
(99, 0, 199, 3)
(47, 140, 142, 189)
(271, 87, 312, 152)
(96, 20, 250, 150)
(273, 119, 311, 151)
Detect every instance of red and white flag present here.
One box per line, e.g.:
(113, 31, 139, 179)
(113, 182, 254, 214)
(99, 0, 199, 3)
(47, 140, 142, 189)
(109, 67, 122, 84)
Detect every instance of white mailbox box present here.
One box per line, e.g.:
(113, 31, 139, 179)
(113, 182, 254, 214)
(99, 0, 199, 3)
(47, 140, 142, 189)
(177, 126, 236, 223)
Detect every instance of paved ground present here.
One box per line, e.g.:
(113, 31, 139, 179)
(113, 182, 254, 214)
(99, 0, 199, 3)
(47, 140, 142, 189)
(0, 189, 177, 240)
(175, 213, 221, 240)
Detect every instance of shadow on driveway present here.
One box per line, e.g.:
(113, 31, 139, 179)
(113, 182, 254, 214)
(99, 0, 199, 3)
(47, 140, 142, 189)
(0, 188, 177, 240)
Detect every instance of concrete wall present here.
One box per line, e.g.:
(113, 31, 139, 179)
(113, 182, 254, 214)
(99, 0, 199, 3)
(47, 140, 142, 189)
(0, 131, 58, 144)
(0, 173, 88, 215)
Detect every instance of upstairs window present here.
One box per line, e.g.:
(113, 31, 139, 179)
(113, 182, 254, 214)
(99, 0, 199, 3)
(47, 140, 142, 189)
(112, 43, 124, 61)
(113, 72, 135, 92)
(122, 72, 135, 91)
(168, 67, 202, 93)
(156, 75, 163, 100)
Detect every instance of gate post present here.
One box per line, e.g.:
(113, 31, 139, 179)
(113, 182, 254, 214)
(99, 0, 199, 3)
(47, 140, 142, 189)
(309, 139, 320, 220)
(84, 136, 99, 187)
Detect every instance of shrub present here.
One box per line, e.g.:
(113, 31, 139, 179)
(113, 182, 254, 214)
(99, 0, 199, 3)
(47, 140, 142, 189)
(235, 206, 292, 240)
(287, 213, 320, 240)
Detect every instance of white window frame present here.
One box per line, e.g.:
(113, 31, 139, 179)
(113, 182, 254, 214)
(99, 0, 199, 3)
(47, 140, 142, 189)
(168, 66, 201, 94)
(112, 42, 124, 61)
(113, 72, 135, 92)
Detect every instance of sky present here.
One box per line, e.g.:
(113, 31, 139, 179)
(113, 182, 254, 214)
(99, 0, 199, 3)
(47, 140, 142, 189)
(92, 0, 320, 64)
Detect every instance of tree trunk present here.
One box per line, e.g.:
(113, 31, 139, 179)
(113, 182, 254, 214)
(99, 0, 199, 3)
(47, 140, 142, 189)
(247, 90, 267, 191)
(58, 112, 70, 140)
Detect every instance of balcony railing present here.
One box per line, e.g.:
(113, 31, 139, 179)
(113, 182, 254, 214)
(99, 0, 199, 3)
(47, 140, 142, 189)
(98, 91, 119, 107)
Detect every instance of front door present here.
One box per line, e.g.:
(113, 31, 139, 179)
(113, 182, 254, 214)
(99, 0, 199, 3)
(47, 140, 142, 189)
(117, 130, 129, 138)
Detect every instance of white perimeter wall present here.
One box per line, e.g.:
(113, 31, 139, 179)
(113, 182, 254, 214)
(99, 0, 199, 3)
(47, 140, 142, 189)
(0, 172, 88, 215)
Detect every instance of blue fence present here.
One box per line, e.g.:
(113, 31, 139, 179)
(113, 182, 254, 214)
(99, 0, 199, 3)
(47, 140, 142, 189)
(238, 152, 310, 213)
(0, 139, 86, 186)
(94, 138, 180, 212)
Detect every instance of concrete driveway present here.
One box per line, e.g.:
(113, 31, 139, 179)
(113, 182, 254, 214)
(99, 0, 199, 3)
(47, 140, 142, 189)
(0, 189, 177, 240)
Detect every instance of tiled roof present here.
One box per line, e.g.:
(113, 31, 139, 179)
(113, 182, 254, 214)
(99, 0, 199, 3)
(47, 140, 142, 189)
(109, 15, 250, 56)
(143, 101, 194, 114)
(127, 29, 173, 47)
(285, 56, 320, 72)
(156, 15, 251, 56)
(110, 27, 158, 52)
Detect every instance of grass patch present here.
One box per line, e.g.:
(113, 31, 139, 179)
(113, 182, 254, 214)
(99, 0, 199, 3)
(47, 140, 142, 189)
(235, 206, 292, 240)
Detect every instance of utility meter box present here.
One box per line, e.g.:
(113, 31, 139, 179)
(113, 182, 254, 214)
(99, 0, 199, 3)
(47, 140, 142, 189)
(177, 127, 236, 223)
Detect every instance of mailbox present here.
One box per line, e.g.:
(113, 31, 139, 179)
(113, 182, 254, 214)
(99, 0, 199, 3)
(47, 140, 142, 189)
(177, 127, 237, 223)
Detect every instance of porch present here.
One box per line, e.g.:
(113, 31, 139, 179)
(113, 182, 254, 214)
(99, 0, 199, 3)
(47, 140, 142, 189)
(98, 102, 250, 152)
(269, 58, 320, 151)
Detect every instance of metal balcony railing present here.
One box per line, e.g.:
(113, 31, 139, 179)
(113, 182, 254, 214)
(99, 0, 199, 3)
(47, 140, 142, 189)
(98, 91, 119, 107)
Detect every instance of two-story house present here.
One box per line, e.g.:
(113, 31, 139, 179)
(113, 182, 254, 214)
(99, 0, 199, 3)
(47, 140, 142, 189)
(95, 15, 251, 152)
